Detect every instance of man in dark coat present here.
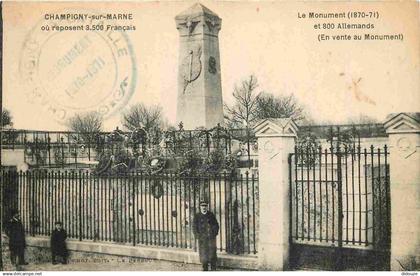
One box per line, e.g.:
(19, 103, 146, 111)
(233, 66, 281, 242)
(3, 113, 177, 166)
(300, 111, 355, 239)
(193, 201, 219, 271)
(5, 211, 28, 266)
(51, 221, 68, 264)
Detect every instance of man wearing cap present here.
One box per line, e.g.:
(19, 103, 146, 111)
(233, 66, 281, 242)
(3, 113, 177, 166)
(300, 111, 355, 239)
(5, 210, 28, 266)
(193, 201, 219, 271)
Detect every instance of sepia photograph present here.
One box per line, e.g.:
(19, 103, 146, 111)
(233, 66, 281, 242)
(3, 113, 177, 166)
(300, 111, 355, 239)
(0, 0, 419, 272)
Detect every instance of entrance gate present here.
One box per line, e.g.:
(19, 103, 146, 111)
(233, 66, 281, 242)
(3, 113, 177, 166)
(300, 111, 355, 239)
(288, 145, 391, 270)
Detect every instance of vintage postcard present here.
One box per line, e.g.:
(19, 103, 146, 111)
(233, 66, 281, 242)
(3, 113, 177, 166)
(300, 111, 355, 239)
(0, 0, 419, 273)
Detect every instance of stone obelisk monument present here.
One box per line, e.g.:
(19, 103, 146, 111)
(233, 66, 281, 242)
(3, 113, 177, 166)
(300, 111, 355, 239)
(175, 3, 224, 129)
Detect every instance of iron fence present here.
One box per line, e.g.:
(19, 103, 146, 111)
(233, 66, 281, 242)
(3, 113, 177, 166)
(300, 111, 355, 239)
(1, 170, 259, 255)
(289, 145, 390, 250)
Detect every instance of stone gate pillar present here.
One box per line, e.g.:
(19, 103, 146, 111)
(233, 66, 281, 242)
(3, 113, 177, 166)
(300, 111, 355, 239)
(254, 118, 298, 270)
(384, 113, 420, 271)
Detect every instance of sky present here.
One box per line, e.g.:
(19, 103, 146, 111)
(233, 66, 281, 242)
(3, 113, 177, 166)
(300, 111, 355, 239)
(2, 1, 419, 131)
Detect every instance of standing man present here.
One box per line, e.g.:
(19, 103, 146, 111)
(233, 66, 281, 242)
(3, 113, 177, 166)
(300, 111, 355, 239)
(193, 201, 219, 271)
(5, 211, 28, 266)
(51, 221, 68, 264)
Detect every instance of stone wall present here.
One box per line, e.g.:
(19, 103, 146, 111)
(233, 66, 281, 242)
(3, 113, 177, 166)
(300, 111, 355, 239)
(1, 237, 257, 271)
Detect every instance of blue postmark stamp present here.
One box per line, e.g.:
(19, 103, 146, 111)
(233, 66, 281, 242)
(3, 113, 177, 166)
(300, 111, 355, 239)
(19, 9, 137, 124)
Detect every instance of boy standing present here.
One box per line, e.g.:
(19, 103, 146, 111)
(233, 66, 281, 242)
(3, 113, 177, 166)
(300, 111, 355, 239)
(51, 222, 68, 264)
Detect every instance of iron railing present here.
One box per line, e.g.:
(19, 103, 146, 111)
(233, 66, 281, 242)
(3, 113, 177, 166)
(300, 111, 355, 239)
(289, 145, 390, 250)
(1, 170, 259, 255)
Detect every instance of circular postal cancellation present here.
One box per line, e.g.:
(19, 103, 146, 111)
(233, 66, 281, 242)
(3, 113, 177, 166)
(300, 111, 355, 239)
(19, 9, 137, 124)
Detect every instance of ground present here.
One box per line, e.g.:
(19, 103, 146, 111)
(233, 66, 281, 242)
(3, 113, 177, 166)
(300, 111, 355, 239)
(1, 241, 239, 272)
(4, 259, 204, 271)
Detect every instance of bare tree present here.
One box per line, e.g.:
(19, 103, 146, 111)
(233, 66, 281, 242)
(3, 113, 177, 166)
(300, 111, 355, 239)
(67, 111, 103, 144)
(122, 103, 165, 133)
(255, 93, 305, 122)
(224, 75, 260, 128)
(1, 109, 13, 128)
(1, 109, 18, 144)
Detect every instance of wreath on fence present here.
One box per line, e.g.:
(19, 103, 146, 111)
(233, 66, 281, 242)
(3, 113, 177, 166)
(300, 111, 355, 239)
(24, 140, 49, 166)
(53, 146, 66, 166)
(296, 133, 320, 166)
(151, 180, 164, 199)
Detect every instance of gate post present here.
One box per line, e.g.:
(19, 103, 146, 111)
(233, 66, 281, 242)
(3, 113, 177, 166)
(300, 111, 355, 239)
(253, 118, 298, 270)
(384, 113, 420, 271)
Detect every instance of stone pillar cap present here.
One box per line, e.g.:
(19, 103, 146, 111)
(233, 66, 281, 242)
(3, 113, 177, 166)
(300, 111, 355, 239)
(254, 118, 298, 137)
(384, 112, 420, 134)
